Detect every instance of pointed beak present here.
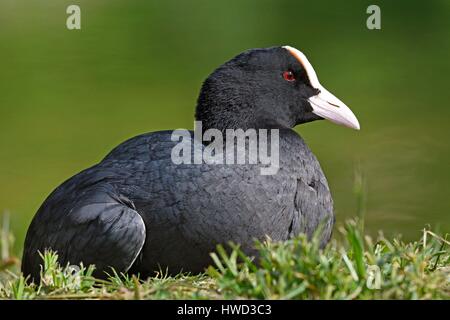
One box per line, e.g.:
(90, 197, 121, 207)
(282, 45, 360, 130)
(308, 87, 360, 130)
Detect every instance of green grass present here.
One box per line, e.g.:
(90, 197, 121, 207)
(0, 213, 448, 300)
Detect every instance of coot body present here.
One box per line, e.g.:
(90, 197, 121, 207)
(22, 46, 359, 280)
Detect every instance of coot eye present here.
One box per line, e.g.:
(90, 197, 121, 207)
(283, 70, 295, 82)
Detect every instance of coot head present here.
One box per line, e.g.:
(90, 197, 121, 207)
(196, 46, 360, 133)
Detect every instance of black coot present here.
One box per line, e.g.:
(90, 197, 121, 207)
(22, 46, 360, 280)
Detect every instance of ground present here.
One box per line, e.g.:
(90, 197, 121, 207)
(1, 215, 448, 300)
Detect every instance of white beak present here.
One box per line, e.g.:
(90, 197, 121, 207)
(283, 45, 360, 130)
(308, 86, 360, 130)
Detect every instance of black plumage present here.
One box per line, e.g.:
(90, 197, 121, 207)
(22, 46, 359, 280)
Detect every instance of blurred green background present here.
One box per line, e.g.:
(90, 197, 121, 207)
(0, 0, 449, 253)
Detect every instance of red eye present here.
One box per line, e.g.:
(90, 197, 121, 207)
(283, 70, 295, 82)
